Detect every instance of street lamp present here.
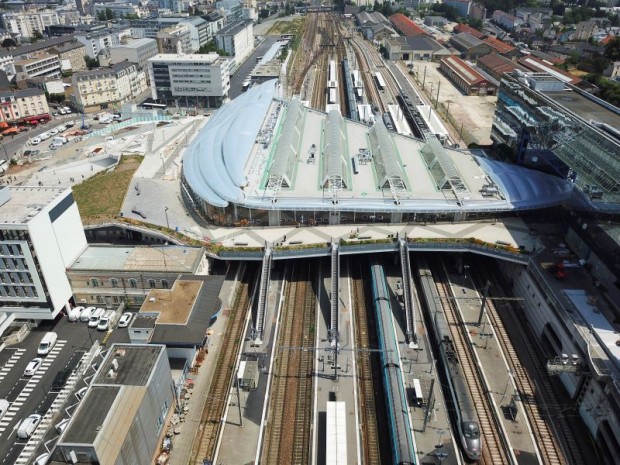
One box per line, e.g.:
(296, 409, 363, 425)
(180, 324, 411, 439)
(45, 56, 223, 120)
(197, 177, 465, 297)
(164, 206, 170, 229)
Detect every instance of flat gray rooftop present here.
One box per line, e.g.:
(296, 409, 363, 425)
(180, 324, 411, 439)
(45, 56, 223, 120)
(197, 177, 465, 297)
(93, 344, 162, 386)
(0, 187, 68, 225)
(69, 245, 203, 272)
(545, 90, 620, 129)
(62, 385, 120, 444)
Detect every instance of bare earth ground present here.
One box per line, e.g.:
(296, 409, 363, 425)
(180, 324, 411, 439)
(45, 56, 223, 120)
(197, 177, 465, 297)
(410, 60, 497, 145)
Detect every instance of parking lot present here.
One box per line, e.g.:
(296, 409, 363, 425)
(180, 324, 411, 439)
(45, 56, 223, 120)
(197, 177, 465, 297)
(0, 313, 131, 464)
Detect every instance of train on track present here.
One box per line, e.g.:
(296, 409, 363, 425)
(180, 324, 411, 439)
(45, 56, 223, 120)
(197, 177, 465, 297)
(370, 264, 416, 465)
(416, 262, 482, 461)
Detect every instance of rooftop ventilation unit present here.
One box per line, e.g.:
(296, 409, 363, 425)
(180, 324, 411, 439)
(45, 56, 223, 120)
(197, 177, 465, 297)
(115, 348, 126, 357)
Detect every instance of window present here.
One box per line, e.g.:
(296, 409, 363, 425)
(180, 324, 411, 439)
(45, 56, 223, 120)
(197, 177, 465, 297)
(90, 278, 99, 287)
(96, 295, 103, 303)
(110, 278, 119, 288)
(161, 279, 169, 289)
(148, 279, 156, 288)
(128, 278, 137, 288)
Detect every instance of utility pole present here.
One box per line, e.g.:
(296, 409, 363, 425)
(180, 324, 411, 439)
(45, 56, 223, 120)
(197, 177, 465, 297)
(477, 280, 491, 326)
(435, 81, 440, 108)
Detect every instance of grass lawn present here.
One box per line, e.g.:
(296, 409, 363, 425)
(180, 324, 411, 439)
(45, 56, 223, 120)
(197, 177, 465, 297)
(267, 18, 305, 36)
(73, 155, 143, 221)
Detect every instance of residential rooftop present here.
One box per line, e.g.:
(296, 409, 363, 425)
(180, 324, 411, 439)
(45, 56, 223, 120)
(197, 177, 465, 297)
(140, 279, 203, 325)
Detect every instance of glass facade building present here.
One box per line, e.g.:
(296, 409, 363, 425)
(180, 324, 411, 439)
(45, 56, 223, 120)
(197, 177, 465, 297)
(492, 72, 620, 211)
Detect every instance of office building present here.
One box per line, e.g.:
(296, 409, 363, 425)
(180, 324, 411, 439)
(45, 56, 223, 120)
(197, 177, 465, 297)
(109, 38, 158, 71)
(215, 20, 253, 66)
(70, 61, 148, 112)
(50, 344, 175, 465)
(0, 187, 87, 329)
(66, 245, 208, 308)
(148, 53, 232, 108)
(491, 71, 620, 211)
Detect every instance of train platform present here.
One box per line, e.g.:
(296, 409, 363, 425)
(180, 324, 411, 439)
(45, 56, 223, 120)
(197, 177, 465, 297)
(384, 267, 463, 465)
(216, 268, 284, 464)
(447, 271, 541, 465)
(311, 260, 360, 465)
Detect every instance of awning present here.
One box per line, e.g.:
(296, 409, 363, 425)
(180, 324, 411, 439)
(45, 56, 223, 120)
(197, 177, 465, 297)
(22, 114, 50, 123)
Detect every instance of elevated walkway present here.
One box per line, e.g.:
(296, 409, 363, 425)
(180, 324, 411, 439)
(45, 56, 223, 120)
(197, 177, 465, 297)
(330, 242, 339, 346)
(254, 245, 272, 344)
(400, 238, 416, 346)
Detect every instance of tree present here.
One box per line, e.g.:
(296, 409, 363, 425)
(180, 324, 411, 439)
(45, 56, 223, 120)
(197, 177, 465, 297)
(31, 30, 44, 43)
(84, 56, 100, 69)
(97, 10, 106, 21)
(604, 36, 620, 61)
(1, 38, 16, 48)
(105, 8, 114, 20)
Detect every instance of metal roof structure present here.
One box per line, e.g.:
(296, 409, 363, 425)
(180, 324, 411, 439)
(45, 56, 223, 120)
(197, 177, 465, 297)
(369, 120, 406, 203)
(322, 110, 348, 199)
(182, 80, 577, 215)
(265, 98, 305, 199)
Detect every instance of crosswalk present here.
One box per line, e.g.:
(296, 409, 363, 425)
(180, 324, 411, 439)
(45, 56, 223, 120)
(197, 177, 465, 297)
(0, 340, 67, 435)
(0, 349, 27, 384)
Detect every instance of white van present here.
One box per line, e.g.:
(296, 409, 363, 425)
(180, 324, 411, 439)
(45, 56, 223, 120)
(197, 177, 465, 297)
(80, 307, 94, 322)
(68, 306, 83, 322)
(51, 136, 67, 146)
(17, 414, 41, 439)
(39, 132, 50, 141)
(55, 417, 70, 434)
(37, 332, 58, 356)
(0, 399, 9, 420)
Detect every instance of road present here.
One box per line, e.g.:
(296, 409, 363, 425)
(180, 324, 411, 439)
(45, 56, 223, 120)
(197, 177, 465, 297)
(229, 36, 280, 99)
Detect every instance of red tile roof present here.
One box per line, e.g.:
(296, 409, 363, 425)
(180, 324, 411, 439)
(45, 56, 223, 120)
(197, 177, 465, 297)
(482, 36, 515, 55)
(441, 55, 486, 86)
(477, 53, 526, 76)
(453, 23, 485, 39)
(600, 35, 614, 45)
(389, 13, 427, 38)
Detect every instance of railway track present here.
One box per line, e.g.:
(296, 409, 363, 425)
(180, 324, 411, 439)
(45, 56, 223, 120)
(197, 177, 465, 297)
(433, 266, 510, 465)
(260, 263, 316, 465)
(473, 265, 585, 465)
(351, 39, 383, 113)
(190, 265, 254, 464)
(351, 263, 382, 465)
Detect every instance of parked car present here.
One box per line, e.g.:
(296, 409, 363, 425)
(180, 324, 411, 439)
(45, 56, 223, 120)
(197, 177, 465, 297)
(79, 306, 94, 322)
(55, 417, 70, 434)
(56, 125, 67, 132)
(39, 132, 50, 141)
(65, 120, 75, 127)
(30, 137, 41, 145)
(76, 386, 88, 400)
(88, 308, 105, 327)
(68, 306, 83, 322)
(97, 316, 111, 331)
(48, 129, 58, 136)
(0, 399, 9, 420)
(117, 312, 133, 328)
(24, 358, 43, 376)
(51, 368, 71, 390)
(34, 453, 49, 465)
(17, 414, 42, 439)
(37, 332, 58, 356)
(23, 149, 40, 157)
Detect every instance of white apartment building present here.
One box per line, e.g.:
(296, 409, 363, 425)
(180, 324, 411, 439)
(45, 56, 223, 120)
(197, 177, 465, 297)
(93, 2, 144, 19)
(109, 38, 158, 71)
(71, 61, 148, 112)
(156, 24, 193, 54)
(148, 53, 232, 108)
(1, 10, 60, 40)
(14, 54, 61, 80)
(0, 187, 87, 330)
(215, 20, 253, 66)
(0, 52, 15, 79)
(0, 88, 50, 125)
(75, 28, 133, 58)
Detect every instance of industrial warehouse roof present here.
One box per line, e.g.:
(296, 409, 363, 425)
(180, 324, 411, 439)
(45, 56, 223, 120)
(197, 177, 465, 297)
(453, 23, 485, 39)
(450, 32, 486, 50)
(482, 36, 515, 54)
(518, 56, 581, 85)
(477, 53, 526, 77)
(182, 80, 574, 213)
(441, 55, 487, 86)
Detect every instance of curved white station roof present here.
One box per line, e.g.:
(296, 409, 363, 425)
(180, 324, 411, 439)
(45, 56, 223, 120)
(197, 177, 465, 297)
(183, 80, 574, 213)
